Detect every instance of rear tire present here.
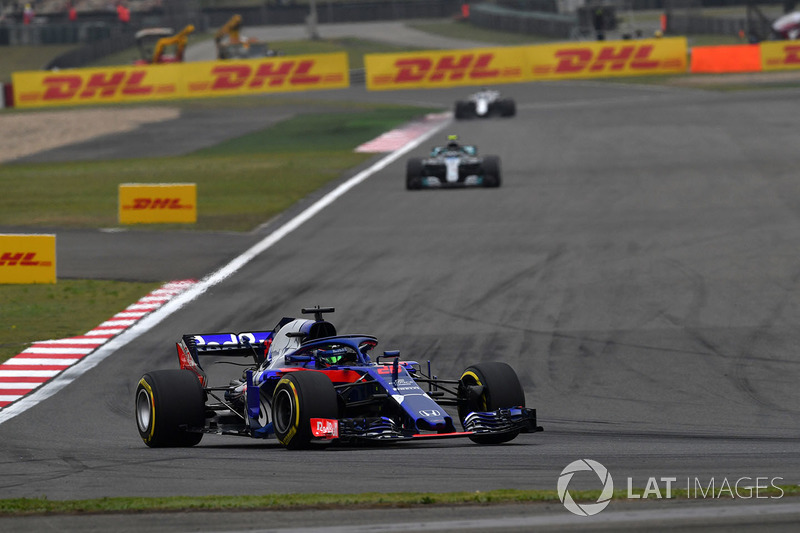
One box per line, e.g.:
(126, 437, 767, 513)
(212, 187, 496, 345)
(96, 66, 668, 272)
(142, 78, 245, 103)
(482, 156, 501, 188)
(135, 369, 205, 448)
(458, 362, 525, 444)
(272, 371, 337, 450)
(501, 99, 516, 117)
(406, 157, 423, 190)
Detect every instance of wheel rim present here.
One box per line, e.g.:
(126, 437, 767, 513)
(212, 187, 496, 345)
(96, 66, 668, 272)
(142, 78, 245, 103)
(273, 388, 294, 434)
(461, 373, 488, 411)
(136, 388, 152, 433)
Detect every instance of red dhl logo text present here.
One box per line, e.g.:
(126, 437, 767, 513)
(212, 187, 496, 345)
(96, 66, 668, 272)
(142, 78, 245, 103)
(779, 45, 800, 64)
(122, 198, 193, 210)
(383, 53, 503, 83)
(539, 45, 662, 74)
(41, 71, 156, 100)
(208, 60, 327, 90)
(0, 252, 52, 267)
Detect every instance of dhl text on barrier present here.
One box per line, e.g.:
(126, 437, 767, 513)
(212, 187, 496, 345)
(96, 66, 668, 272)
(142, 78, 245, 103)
(527, 38, 687, 80)
(0, 234, 56, 284)
(119, 183, 197, 224)
(365, 46, 529, 90)
(364, 38, 688, 90)
(12, 53, 350, 109)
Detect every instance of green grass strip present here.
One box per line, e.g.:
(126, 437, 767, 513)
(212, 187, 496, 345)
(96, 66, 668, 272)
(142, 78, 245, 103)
(0, 104, 435, 232)
(1, 485, 797, 516)
(0, 280, 162, 363)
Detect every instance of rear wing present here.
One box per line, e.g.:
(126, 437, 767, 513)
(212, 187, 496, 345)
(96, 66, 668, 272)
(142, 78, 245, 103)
(177, 331, 275, 385)
(183, 331, 274, 357)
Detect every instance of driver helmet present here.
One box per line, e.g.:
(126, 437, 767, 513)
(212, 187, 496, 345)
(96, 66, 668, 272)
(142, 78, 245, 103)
(446, 134, 460, 151)
(316, 346, 351, 367)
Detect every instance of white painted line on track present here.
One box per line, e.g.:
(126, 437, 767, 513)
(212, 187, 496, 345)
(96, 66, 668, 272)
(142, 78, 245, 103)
(18, 347, 94, 355)
(0, 370, 60, 378)
(220, 502, 800, 533)
(30, 338, 106, 345)
(0, 115, 451, 426)
(4, 358, 81, 366)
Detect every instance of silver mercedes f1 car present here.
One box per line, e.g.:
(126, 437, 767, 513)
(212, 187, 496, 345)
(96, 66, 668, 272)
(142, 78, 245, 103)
(406, 135, 501, 189)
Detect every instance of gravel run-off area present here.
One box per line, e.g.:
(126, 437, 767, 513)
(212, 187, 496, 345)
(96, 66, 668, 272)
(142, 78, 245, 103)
(0, 107, 180, 164)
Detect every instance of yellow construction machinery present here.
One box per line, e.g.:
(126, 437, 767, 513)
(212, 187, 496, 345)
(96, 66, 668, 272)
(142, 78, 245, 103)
(134, 24, 195, 65)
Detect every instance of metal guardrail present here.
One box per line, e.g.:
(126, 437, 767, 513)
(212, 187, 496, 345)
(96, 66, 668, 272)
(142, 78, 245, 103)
(470, 3, 577, 39)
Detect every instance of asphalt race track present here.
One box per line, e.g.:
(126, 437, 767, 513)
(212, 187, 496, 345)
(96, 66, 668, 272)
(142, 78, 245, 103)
(3, 55, 800, 529)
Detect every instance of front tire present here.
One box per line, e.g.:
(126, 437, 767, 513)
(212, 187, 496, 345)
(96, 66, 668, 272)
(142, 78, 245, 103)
(458, 362, 525, 444)
(406, 157, 423, 190)
(272, 371, 337, 450)
(482, 156, 501, 188)
(136, 369, 205, 447)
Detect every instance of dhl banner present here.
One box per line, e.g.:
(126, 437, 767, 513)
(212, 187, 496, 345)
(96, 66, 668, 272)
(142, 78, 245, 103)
(181, 53, 349, 98)
(13, 64, 182, 108)
(12, 53, 350, 108)
(119, 183, 197, 224)
(527, 38, 687, 80)
(365, 38, 688, 90)
(365, 46, 529, 90)
(760, 41, 800, 71)
(0, 234, 56, 284)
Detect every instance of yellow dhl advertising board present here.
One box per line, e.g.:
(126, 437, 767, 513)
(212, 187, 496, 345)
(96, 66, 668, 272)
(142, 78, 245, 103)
(364, 39, 687, 90)
(12, 53, 350, 108)
(365, 46, 529, 90)
(0, 234, 56, 284)
(760, 41, 800, 71)
(180, 53, 350, 97)
(527, 38, 688, 80)
(119, 183, 197, 224)
(13, 64, 182, 108)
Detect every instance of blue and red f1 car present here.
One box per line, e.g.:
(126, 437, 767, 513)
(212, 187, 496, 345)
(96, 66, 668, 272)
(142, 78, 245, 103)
(135, 307, 542, 449)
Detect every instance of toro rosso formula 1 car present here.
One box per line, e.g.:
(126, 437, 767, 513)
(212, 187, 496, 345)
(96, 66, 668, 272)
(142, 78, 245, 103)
(406, 135, 501, 190)
(136, 307, 541, 449)
(454, 89, 516, 120)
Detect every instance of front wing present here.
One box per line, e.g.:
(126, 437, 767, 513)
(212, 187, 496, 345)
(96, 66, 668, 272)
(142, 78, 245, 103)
(336, 407, 541, 442)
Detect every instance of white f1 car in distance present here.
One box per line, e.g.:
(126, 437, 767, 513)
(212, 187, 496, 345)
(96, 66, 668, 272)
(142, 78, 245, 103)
(454, 89, 516, 119)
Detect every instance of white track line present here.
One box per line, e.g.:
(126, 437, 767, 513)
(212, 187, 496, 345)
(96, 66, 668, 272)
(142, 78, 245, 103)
(232, 502, 800, 533)
(0, 116, 451, 426)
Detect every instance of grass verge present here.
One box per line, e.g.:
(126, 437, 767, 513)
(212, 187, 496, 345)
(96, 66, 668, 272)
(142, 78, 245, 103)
(0, 280, 162, 363)
(0, 103, 436, 231)
(1, 485, 797, 515)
